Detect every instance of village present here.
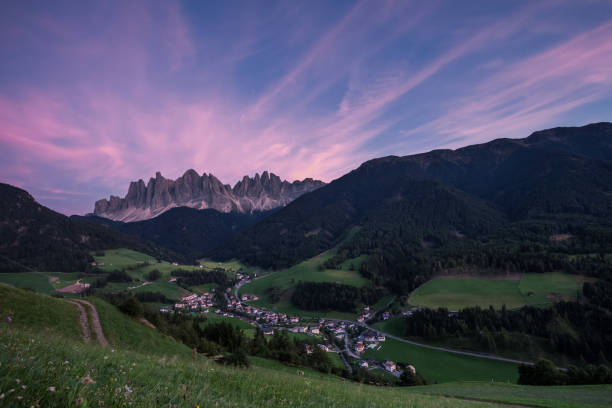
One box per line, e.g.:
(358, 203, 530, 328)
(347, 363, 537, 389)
(159, 273, 413, 378)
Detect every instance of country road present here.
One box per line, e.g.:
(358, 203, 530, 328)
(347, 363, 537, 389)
(68, 299, 109, 347)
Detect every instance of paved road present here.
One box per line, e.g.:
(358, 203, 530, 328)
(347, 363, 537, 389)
(234, 279, 249, 299)
(344, 333, 360, 359)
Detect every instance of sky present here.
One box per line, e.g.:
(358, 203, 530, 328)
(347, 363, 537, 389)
(1, 0, 612, 215)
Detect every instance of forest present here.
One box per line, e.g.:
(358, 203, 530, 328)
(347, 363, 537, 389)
(403, 298, 612, 363)
(291, 281, 384, 312)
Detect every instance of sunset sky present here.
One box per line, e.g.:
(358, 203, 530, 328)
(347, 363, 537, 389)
(1, 0, 612, 215)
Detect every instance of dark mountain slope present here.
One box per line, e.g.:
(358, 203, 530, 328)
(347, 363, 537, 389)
(75, 206, 275, 260)
(214, 123, 612, 290)
(0, 183, 179, 272)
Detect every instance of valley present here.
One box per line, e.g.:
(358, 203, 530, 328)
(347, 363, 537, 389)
(2, 123, 612, 407)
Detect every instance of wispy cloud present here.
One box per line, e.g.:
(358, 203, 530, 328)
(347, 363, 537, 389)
(0, 0, 611, 214)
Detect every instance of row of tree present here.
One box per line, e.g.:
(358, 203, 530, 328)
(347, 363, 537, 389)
(291, 281, 383, 312)
(404, 302, 612, 363)
(518, 359, 612, 385)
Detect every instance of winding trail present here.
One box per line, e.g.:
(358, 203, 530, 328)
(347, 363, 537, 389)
(68, 300, 91, 343)
(68, 299, 109, 347)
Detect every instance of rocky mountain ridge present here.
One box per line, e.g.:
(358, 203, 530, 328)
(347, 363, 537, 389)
(94, 170, 325, 222)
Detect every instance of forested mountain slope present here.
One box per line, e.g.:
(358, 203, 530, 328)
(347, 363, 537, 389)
(214, 123, 612, 292)
(0, 183, 180, 272)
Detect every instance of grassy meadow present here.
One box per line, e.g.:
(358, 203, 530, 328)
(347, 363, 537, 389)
(409, 272, 583, 310)
(238, 230, 370, 319)
(362, 337, 519, 384)
(411, 382, 612, 408)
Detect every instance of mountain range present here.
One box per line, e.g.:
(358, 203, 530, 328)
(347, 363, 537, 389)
(94, 170, 325, 222)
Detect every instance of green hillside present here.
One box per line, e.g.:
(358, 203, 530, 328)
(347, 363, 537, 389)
(0, 284, 498, 407)
(2, 284, 610, 407)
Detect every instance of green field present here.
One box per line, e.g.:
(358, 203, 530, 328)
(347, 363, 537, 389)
(91, 249, 252, 300)
(372, 316, 407, 338)
(363, 337, 519, 384)
(238, 229, 370, 319)
(409, 273, 583, 310)
(412, 382, 612, 408)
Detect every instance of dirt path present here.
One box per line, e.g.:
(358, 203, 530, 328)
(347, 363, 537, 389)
(68, 300, 91, 343)
(69, 299, 109, 347)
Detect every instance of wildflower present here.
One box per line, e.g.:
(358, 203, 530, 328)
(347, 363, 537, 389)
(15, 379, 20, 383)
(104, 356, 109, 360)
(7, 317, 12, 323)
(0, 394, 4, 399)
(82, 376, 96, 385)
(17, 396, 23, 400)
(21, 385, 26, 390)
(48, 386, 56, 392)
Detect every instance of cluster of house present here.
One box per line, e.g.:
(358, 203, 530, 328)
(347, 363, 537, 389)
(160, 293, 215, 313)
(357, 306, 373, 323)
(89, 261, 105, 266)
(357, 358, 415, 375)
(321, 320, 356, 339)
(227, 298, 301, 326)
(304, 343, 334, 354)
(354, 330, 386, 354)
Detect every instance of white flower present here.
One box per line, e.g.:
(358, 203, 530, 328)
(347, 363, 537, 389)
(15, 379, 20, 384)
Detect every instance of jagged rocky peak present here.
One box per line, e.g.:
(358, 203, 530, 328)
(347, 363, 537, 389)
(94, 170, 325, 222)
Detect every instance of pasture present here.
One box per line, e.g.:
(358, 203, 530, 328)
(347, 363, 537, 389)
(409, 272, 584, 310)
(362, 337, 519, 384)
(412, 382, 612, 408)
(238, 233, 369, 320)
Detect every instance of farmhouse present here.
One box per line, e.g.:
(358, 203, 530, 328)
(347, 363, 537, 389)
(383, 360, 396, 372)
